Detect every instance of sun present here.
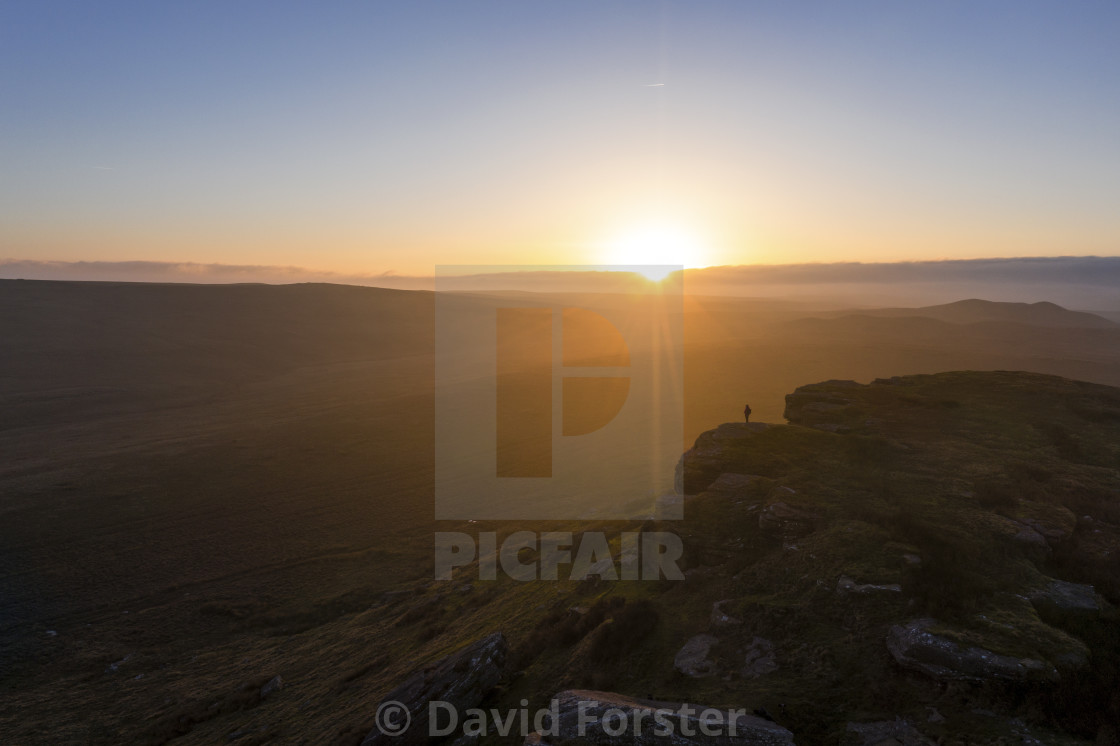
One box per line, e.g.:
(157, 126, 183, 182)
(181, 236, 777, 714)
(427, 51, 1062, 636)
(600, 221, 708, 281)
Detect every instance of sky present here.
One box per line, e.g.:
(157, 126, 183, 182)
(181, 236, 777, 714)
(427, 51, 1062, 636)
(2, 1, 1119, 277)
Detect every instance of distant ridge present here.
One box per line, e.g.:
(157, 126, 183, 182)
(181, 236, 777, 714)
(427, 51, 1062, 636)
(827, 299, 1117, 329)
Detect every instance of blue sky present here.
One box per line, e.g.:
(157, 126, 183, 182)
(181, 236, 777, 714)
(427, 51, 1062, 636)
(2, 1, 1119, 275)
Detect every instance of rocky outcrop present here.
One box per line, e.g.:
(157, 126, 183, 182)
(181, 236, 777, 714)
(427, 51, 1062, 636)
(1011, 524, 1051, 558)
(1029, 579, 1102, 613)
(362, 633, 508, 746)
(648, 372, 1119, 743)
(758, 502, 816, 541)
(674, 634, 719, 678)
(886, 620, 1057, 684)
(1011, 514, 1074, 549)
(784, 380, 861, 430)
(529, 689, 795, 746)
(677, 423, 772, 495)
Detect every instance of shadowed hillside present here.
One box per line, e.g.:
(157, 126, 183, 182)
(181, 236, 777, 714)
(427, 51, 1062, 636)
(2, 282, 1120, 743)
(3, 370, 1117, 743)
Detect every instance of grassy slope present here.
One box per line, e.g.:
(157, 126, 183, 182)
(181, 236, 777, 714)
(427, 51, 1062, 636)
(1, 371, 1117, 744)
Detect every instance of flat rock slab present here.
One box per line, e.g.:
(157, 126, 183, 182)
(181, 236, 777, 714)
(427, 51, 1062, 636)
(886, 619, 1057, 684)
(1030, 579, 1101, 613)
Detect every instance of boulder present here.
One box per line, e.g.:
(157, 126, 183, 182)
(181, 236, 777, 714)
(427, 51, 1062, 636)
(259, 675, 283, 699)
(361, 633, 508, 746)
(1011, 525, 1050, 557)
(674, 634, 720, 678)
(1029, 579, 1101, 613)
(1018, 516, 1073, 545)
(886, 619, 1057, 684)
(530, 689, 795, 746)
(741, 637, 778, 678)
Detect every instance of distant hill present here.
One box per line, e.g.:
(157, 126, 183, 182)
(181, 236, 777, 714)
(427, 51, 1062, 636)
(825, 299, 1117, 328)
(782, 311, 1120, 352)
(1096, 310, 1120, 325)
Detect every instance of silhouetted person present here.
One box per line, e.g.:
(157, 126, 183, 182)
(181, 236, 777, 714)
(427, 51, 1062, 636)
(743, 404, 752, 423)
